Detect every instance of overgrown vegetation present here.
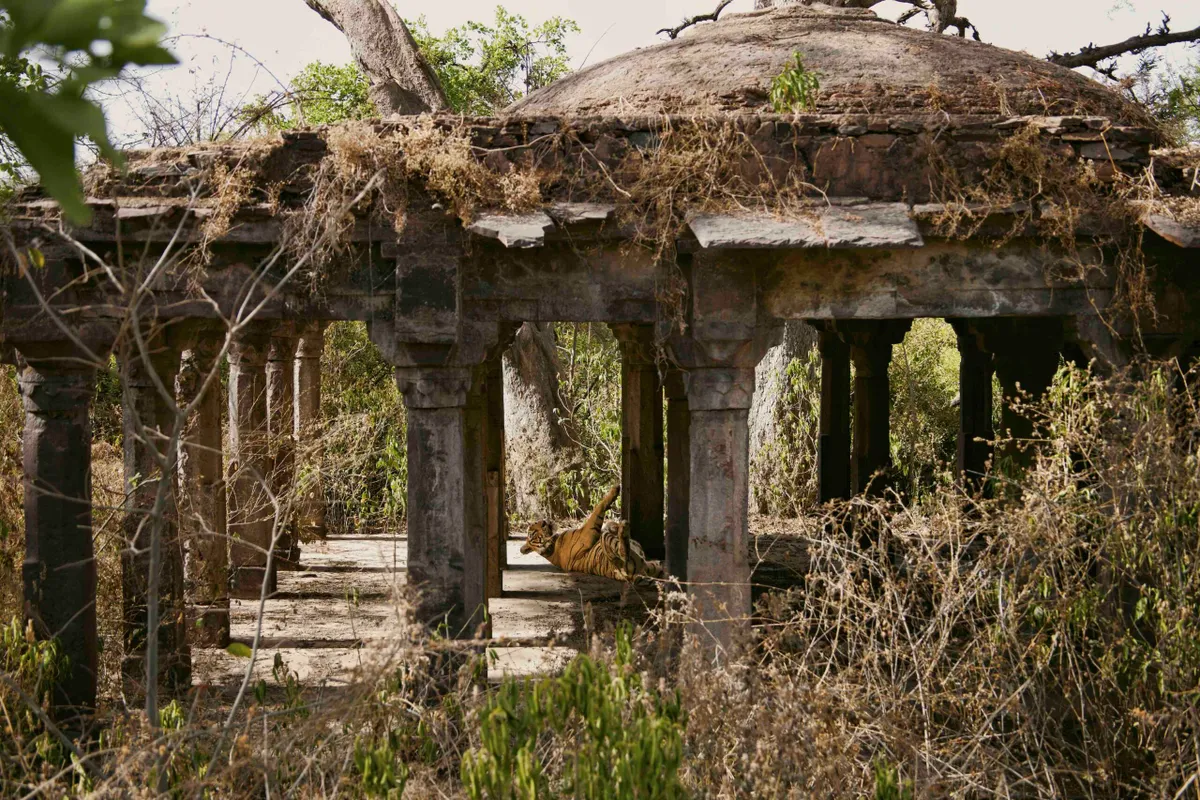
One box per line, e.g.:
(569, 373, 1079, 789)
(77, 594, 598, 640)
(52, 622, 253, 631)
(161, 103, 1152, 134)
(769, 52, 821, 113)
(3, 360, 1200, 796)
(0, 0, 175, 221)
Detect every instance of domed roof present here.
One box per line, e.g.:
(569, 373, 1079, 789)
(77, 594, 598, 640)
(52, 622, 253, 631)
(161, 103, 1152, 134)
(510, 5, 1142, 122)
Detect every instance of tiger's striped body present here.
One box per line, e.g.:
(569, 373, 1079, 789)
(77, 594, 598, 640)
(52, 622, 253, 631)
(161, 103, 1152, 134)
(521, 486, 664, 582)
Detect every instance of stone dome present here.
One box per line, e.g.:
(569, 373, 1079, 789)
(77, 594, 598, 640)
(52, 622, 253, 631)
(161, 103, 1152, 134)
(510, 4, 1143, 122)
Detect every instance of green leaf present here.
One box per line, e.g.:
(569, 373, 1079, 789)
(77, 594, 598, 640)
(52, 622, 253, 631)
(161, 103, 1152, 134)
(0, 84, 90, 222)
(226, 642, 253, 658)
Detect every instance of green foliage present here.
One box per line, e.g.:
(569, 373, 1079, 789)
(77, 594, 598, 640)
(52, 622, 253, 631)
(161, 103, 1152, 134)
(753, 347, 821, 516)
(888, 319, 961, 496)
(320, 322, 408, 531)
(354, 732, 411, 798)
(1160, 59, 1200, 144)
(255, 61, 375, 131)
(550, 322, 622, 516)
(872, 759, 914, 800)
(409, 8, 579, 115)
(770, 52, 821, 114)
(92, 354, 123, 445)
(0, 616, 74, 785)
(0, 0, 175, 221)
(462, 623, 687, 800)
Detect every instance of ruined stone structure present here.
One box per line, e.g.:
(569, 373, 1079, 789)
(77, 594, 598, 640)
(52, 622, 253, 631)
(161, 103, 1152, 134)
(4, 5, 1198, 721)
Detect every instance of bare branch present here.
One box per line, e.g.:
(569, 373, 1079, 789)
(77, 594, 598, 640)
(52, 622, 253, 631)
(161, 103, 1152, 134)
(1049, 14, 1200, 70)
(658, 0, 735, 40)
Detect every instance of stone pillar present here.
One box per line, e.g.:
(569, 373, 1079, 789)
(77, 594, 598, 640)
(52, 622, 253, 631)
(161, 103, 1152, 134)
(951, 321, 994, 492)
(120, 333, 190, 697)
(267, 326, 299, 569)
(484, 354, 507, 600)
(177, 329, 229, 647)
(664, 370, 690, 581)
(228, 323, 275, 598)
(294, 322, 326, 541)
(980, 318, 1064, 471)
(817, 328, 852, 502)
(846, 322, 910, 496)
(17, 350, 100, 724)
(611, 324, 665, 561)
(685, 367, 755, 652)
(397, 367, 488, 636)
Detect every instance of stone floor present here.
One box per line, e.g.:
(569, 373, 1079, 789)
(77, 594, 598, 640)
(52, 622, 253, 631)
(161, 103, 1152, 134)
(192, 533, 660, 691)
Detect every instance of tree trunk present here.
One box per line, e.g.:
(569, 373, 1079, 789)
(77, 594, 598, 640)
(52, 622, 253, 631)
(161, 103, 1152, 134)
(749, 321, 818, 515)
(502, 323, 584, 519)
(306, 0, 587, 523)
(301, 0, 447, 115)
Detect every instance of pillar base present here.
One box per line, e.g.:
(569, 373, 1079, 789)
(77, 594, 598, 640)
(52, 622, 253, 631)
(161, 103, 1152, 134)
(230, 566, 276, 599)
(187, 605, 231, 648)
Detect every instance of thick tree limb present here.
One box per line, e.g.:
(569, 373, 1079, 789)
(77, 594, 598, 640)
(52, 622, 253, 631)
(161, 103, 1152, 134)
(659, 0, 735, 40)
(301, 0, 447, 115)
(1049, 18, 1200, 71)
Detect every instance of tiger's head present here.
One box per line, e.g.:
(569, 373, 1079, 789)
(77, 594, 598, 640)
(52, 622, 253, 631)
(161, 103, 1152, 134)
(521, 520, 556, 556)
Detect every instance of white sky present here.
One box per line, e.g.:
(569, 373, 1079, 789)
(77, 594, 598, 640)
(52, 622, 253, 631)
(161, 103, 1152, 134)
(107, 0, 1200, 143)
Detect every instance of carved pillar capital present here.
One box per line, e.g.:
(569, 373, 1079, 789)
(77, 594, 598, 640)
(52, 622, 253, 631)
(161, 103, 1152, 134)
(685, 367, 757, 411)
(295, 321, 327, 360)
(267, 323, 299, 362)
(610, 323, 658, 366)
(396, 367, 474, 409)
(18, 365, 95, 414)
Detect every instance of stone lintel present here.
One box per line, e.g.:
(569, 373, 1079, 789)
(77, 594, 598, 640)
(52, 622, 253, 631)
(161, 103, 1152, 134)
(468, 212, 555, 249)
(689, 204, 923, 250)
(1144, 214, 1200, 249)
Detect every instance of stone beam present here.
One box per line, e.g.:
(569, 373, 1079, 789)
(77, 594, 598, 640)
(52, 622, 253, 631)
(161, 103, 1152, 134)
(688, 204, 923, 250)
(762, 241, 1114, 320)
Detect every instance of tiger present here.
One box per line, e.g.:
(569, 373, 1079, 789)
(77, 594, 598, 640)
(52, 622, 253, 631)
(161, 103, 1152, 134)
(520, 485, 665, 583)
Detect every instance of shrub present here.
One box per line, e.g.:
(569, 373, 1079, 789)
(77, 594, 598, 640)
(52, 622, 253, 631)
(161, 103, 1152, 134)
(462, 622, 687, 800)
(319, 321, 408, 532)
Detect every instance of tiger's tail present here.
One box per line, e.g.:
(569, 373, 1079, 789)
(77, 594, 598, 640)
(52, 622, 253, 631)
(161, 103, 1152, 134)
(587, 484, 621, 525)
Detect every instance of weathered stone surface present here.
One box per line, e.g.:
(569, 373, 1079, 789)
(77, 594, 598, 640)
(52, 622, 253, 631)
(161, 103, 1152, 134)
(611, 324, 665, 561)
(547, 203, 615, 225)
(228, 324, 276, 599)
(689, 204, 923, 250)
(510, 5, 1144, 121)
(1144, 214, 1200, 248)
(17, 357, 99, 724)
(120, 333, 190, 698)
(178, 330, 230, 649)
(468, 212, 555, 248)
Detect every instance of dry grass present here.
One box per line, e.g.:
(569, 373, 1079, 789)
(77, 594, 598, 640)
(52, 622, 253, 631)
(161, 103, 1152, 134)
(2, 359, 1199, 798)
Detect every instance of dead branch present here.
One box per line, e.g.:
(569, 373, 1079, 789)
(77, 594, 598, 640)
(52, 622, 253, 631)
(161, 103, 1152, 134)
(1050, 14, 1200, 70)
(658, 0, 735, 40)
